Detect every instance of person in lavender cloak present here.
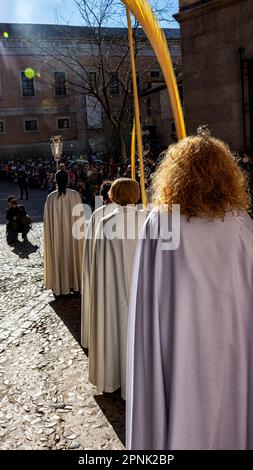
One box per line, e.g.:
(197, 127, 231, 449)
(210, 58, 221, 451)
(126, 128, 253, 450)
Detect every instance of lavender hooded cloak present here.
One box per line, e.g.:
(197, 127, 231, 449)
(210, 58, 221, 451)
(126, 209, 253, 450)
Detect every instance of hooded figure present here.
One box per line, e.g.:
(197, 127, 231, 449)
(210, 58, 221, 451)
(127, 133, 253, 450)
(89, 178, 147, 399)
(81, 180, 116, 349)
(44, 170, 85, 296)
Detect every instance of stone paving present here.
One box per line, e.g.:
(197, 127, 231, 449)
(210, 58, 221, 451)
(0, 181, 125, 450)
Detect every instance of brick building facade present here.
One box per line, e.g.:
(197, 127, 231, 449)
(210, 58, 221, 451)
(0, 23, 181, 160)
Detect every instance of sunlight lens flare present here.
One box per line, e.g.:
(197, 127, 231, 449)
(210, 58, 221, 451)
(24, 68, 35, 80)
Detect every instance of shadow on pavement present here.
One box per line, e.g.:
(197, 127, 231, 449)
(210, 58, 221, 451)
(49, 292, 82, 344)
(94, 391, 126, 445)
(11, 240, 39, 259)
(50, 293, 125, 446)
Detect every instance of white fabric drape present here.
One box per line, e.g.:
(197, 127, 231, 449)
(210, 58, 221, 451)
(81, 203, 116, 348)
(89, 206, 147, 399)
(44, 188, 85, 296)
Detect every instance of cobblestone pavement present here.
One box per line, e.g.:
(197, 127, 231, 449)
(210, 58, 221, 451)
(0, 181, 125, 450)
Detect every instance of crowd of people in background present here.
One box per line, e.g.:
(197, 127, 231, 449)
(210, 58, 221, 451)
(0, 153, 160, 208)
(1, 149, 253, 214)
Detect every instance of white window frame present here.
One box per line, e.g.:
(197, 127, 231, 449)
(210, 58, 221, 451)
(20, 70, 36, 98)
(0, 120, 5, 134)
(23, 118, 39, 133)
(57, 116, 71, 130)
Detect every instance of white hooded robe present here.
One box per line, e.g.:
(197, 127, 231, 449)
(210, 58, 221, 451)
(44, 188, 85, 296)
(127, 209, 253, 450)
(81, 203, 116, 348)
(89, 205, 147, 399)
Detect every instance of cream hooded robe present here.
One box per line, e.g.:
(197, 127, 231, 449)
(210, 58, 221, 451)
(81, 203, 116, 349)
(43, 188, 85, 296)
(89, 205, 147, 399)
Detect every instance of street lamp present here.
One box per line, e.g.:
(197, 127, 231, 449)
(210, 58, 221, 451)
(50, 135, 63, 172)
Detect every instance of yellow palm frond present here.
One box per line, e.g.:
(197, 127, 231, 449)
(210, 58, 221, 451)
(131, 118, 136, 181)
(122, 0, 186, 140)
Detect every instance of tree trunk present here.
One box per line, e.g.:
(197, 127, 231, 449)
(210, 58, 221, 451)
(118, 124, 127, 164)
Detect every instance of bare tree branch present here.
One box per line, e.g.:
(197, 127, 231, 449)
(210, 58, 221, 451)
(24, 0, 178, 162)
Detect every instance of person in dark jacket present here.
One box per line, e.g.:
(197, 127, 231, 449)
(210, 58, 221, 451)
(17, 205, 32, 241)
(6, 196, 32, 244)
(17, 166, 28, 200)
(6, 196, 19, 244)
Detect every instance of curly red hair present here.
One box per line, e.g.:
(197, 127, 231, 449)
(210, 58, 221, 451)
(151, 136, 251, 220)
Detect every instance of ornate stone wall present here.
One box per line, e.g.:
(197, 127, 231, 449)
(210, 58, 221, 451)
(176, 0, 253, 153)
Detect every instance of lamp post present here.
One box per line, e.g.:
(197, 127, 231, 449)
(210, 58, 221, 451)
(50, 135, 63, 172)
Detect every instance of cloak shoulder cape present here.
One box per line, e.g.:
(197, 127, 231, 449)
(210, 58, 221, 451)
(89, 206, 147, 399)
(81, 203, 116, 348)
(44, 188, 85, 295)
(127, 209, 253, 450)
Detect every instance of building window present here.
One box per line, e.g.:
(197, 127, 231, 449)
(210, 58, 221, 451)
(58, 117, 70, 129)
(21, 71, 35, 97)
(0, 121, 5, 134)
(109, 72, 120, 95)
(88, 72, 97, 87)
(24, 119, 39, 132)
(150, 70, 160, 79)
(54, 72, 67, 96)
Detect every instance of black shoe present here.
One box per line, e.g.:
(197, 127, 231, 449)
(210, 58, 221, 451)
(8, 239, 18, 245)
